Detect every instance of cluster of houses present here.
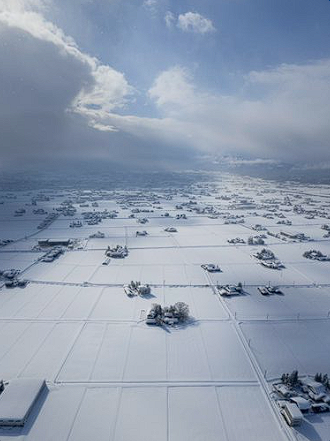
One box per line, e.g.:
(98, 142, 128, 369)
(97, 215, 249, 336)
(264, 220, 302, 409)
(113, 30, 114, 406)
(224, 217, 245, 225)
(0, 239, 13, 248)
(4, 278, 28, 288)
(248, 235, 265, 245)
(280, 231, 311, 242)
(303, 249, 330, 261)
(37, 239, 72, 248)
(253, 248, 285, 270)
(217, 284, 243, 296)
(277, 219, 292, 225)
(146, 302, 189, 325)
(89, 231, 105, 239)
(0, 269, 28, 288)
(1, 269, 20, 280)
(321, 224, 330, 237)
(131, 208, 154, 214)
(252, 224, 267, 231)
(37, 213, 58, 230)
(257, 285, 283, 295)
(14, 208, 26, 217)
(273, 371, 330, 427)
(69, 220, 82, 228)
(40, 246, 64, 263)
(124, 281, 151, 297)
(227, 237, 245, 244)
(33, 208, 47, 215)
(164, 227, 177, 233)
(55, 201, 77, 217)
(83, 209, 117, 225)
(201, 264, 221, 272)
(253, 248, 276, 260)
(105, 245, 128, 258)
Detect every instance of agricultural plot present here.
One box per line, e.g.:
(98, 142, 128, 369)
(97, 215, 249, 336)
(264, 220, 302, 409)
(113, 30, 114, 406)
(0, 251, 42, 271)
(206, 261, 309, 286)
(240, 320, 330, 379)
(289, 261, 330, 285)
(0, 321, 81, 380)
(126, 233, 178, 249)
(182, 245, 252, 265)
(0, 384, 288, 441)
(224, 285, 330, 320)
(23, 261, 77, 283)
(57, 321, 255, 382)
(0, 220, 41, 240)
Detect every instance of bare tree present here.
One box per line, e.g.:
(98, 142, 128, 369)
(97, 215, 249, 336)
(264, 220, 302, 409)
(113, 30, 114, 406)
(174, 302, 189, 322)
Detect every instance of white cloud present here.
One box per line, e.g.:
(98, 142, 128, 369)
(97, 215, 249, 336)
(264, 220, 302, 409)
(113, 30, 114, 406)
(143, 0, 158, 16)
(148, 66, 196, 109)
(143, 0, 157, 7)
(0, 0, 48, 12)
(164, 11, 175, 28)
(292, 162, 330, 171)
(177, 12, 215, 34)
(77, 60, 330, 165)
(88, 121, 117, 132)
(223, 158, 281, 166)
(72, 64, 133, 114)
(143, 61, 330, 163)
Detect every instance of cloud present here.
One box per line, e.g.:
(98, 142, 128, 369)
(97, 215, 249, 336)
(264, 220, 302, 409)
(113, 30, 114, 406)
(177, 12, 215, 34)
(0, 0, 134, 130)
(292, 162, 330, 171)
(0, 22, 187, 169)
(142, 61, 330, 163)
(0, 0, 48, 12)
(143, 0, 158, 16)
(70, 60, 330, 166)
(222, 158, 281, 167)
(0, 0, 179, 168)
(0, 0, 197, 170)
(164, 11, 175, 28)
(72, 64, 133, 114)
(1, 0, 330, 171)
(148, 66, 196, 108)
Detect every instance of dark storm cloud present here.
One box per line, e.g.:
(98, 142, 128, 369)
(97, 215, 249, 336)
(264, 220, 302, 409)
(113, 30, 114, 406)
(0, 23, 192, 170)
(0, 26, 91, 162)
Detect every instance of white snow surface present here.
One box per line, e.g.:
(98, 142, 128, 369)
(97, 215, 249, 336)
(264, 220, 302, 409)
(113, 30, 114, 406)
(0, 175, 329, 440)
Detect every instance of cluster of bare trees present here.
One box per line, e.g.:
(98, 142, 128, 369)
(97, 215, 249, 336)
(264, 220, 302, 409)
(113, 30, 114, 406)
(314, 373, 330, 389)
(281, 370, 299, 387)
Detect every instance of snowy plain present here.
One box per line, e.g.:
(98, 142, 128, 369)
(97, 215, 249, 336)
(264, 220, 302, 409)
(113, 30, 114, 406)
(0, 174, 329, 440)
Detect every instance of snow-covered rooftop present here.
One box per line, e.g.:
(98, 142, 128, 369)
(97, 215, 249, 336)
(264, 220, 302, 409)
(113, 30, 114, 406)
(0, 379, 45, 426)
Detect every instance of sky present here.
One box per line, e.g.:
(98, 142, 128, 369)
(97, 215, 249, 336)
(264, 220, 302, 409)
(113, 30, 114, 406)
(1, 0, 330, 171)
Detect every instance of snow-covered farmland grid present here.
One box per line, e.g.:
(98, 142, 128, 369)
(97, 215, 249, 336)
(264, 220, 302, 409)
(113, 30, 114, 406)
(0, 174, 329, 440)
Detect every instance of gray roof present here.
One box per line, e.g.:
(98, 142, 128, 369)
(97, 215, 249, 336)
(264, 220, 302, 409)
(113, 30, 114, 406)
(0, 378, 46, 426)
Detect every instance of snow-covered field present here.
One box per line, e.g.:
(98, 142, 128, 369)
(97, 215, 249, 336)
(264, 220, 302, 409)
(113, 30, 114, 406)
(0, 384, 288, 441)
(241, 320, 330, 380)
(224, 286, 330, 320)
(0, 174, 329, 440)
